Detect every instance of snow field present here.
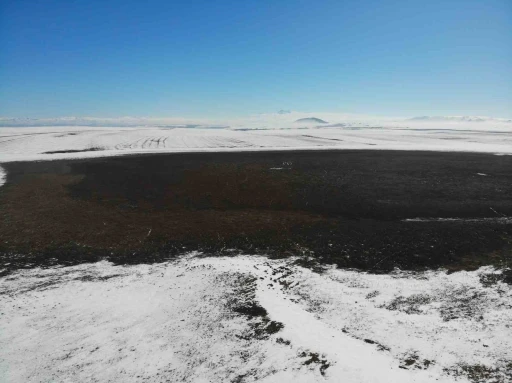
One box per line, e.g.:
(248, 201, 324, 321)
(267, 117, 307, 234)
(0, 123, 511, 164)
(2, 254, 511, 382)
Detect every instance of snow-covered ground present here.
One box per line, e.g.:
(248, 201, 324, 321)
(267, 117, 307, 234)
(1, 113, 511, 381)
(0, 165, 5, 188)
(1, 254, 511, 382)
(0, 113, 511, 164)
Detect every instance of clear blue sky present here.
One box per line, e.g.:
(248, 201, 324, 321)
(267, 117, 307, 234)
(1, 0, 511, 118)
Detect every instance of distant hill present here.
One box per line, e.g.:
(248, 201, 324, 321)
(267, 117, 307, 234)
(294, 117, 328, 124)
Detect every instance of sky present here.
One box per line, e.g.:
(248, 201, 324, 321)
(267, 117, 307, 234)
(1, 0, 511, 119)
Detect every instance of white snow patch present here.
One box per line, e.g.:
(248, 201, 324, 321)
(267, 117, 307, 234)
(404, 217, 512, 223)
(0, 113, 512, 163)
(2, 255, 511, 382)
(0, 165, 5, 188)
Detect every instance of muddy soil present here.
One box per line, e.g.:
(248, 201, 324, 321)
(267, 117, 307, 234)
(1, 150, 511, 274)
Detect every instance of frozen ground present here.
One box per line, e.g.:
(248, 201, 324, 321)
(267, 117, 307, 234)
(0, 113, 511, 164)
(0, 165, 5, 188)
(1, 254, 511, 382)
(1, 113, 511, 382)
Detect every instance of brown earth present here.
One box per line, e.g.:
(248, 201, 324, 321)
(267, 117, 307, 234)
(1, 150, 511, 274)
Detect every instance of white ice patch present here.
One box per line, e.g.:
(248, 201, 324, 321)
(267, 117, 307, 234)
(1, 255, 511, 382)
(0, 165, 5, 188)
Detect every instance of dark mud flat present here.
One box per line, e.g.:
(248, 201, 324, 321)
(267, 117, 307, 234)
(1, 150, 512, 274)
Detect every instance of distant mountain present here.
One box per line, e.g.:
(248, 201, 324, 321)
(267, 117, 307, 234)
(277, 110, 291, 114)
(409, 116, 512, 123)
(294, 117, 328, 124)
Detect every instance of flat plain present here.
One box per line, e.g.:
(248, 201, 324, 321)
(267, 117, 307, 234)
(1, 134, 512, 382)
(1, 150, 511, 273)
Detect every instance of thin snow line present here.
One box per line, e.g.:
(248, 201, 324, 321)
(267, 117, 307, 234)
(404, 216, 512, 223)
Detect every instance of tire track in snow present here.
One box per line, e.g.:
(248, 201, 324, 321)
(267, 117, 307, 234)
(251, 261, 454, 383)
(206, 258, 469, 382)
(141, 137, 151, 149)
(116, 137, 146, 150)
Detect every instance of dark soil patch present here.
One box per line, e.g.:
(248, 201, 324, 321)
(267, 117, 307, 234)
(446, 362, 512, 383)
(233, 301, 268, 318)
(399, 353, 434, 370)
(1, 150, 512, 274)
(43, 147, 104, 154)
(299, 351, 331, 376)
(384, 294, 432, 314)
(276, 337, 291, 346)
(227, 274, 284, 341)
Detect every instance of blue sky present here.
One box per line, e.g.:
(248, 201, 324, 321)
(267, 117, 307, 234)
(1, 0, 511, 118)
